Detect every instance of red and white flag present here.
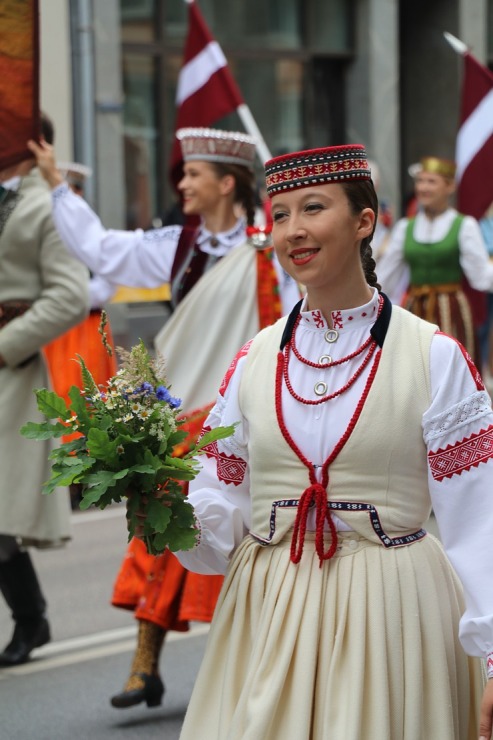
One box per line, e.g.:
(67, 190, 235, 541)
(169, 0, 244, 185)
(456, 52, 493, 219)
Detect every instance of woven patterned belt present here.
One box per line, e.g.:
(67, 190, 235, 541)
(0, 300, 32, 329)
(408, 282, 461, 298)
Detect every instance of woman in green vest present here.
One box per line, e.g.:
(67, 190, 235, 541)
(378, 156, 493, 365)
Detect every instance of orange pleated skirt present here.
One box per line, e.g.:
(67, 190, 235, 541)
(111, 537, 224, 631)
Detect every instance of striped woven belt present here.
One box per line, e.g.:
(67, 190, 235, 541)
(408, 282, 461, 298)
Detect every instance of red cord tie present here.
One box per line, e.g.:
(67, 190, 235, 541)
(290, 482, 338, 565)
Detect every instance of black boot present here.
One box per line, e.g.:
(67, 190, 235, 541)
(0, 550, 51, 667)
(110, 620, 166, 708)
(110, 671, 165, 709)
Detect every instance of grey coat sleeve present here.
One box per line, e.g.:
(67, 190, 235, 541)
(0, 207, 90, 367)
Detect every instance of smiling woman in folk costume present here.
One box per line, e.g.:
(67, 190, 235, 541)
(29, 128, 300, 709)
(173, 145, 493, 739)
(378, 156, 493, 366)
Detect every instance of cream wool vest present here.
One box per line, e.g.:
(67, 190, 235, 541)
(238, 303, 438, 548)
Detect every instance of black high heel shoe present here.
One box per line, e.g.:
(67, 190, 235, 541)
(110, 672, 165, 709)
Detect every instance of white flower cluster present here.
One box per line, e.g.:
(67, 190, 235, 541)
(87, 366, 180, 446)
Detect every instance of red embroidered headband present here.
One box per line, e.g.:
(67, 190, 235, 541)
(264, 144, 371, 197)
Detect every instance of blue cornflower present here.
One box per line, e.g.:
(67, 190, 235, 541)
(156, 385, 171, 402)
(140, 382, 154, 394)
(169, 396, 182, 409)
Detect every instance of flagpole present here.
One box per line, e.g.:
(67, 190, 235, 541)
(237, 104, 272, 163)
(443, 31, 468, 56)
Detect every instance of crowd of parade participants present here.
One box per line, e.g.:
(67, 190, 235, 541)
(1, 112, 493, 739)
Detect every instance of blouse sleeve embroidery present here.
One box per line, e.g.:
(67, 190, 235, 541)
(428, 423, 493, 482)
(200, 426, 248, 487)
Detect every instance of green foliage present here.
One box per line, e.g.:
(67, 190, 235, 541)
(76, 355, 99, 398)
(34, 389, 69, 420)
(20, 338, 235, 556)
(20, 420, 68, 440)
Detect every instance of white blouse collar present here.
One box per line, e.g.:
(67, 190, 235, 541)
(196, 217, 246, 249)
(299, 287, 380, 334)
(413, 208, 458, 243)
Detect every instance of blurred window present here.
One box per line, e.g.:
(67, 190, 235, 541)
(122, 53, 159, 229)
(121, 0, 354, 216)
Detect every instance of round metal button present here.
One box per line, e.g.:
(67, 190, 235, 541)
(319, 355, 332, 365)
(324, 329, 339, 343)
(210, 237, 219, 247)
(314, 381, 328, 396)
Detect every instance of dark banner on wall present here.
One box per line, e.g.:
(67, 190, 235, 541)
(0, 0, 40, 171)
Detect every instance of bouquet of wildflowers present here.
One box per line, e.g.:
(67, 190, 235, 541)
(21, 335, 234, 555)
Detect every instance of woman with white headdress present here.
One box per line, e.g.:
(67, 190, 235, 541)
(29, 128, 300, 709)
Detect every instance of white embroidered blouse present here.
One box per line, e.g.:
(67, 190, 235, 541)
(176, 289, 493, 671)
(50, 183, 299, 314)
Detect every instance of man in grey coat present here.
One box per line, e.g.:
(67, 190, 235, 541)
(0, 114, 89, 666)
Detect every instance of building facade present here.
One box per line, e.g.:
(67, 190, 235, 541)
(41, 0, 492, 228)
(36, 0, 492, 347)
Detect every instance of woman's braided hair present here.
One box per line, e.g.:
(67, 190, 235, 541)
(211, 162, 257, 227)
(341, 179, 381, 291)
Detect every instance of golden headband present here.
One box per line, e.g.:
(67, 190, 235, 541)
(419, 157, 456, 179)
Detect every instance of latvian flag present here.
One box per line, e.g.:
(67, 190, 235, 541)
(169, 0, 244, 186)
(456, 53, 493, 220)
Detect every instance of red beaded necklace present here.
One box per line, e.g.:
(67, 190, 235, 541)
(282, 296, 383, 406)
(290, 315, 374, 368)
(282, 341, 378, 405)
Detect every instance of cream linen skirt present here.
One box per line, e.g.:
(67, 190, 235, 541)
(180, 532, 484, 740)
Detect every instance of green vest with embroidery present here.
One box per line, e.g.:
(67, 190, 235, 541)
(403, 214, 464, 286)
